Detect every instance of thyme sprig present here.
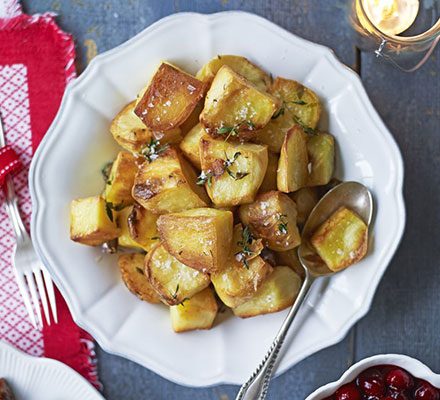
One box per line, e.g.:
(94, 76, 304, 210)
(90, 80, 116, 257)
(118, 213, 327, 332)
(271, 100, 309, 120)
(277, 213, 289, 234)
(197, 152, 248, 186)
(140, 139, 169, 162)
(170, 284, 189, 306)
(224, 152, 249, 181)
(217, 120, 255, 141)
(292, 115, 316, 135)
(235, 226, 255, 269)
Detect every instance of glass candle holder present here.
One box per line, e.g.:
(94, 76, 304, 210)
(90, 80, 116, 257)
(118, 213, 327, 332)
(351, 0, 440, 72)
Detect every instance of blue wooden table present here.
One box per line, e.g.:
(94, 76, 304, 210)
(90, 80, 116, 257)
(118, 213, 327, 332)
(23, 1, 440, 399)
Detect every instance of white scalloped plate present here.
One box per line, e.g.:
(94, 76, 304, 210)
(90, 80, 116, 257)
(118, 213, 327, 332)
(29, 12, 405, 387)
(0, 341, 104, 399)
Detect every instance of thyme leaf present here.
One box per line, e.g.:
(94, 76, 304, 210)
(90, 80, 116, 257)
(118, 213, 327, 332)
(179, 297, 190, 306)
(292, 115, 316, 135)
(101, 161, 113, 185)
(105, 202, 114, 222)
(271, 100, 309, 120)
(196, 170, 213, 187)
(105, 201, 125, 222)
(278, 214, 289, 234)
(226, 169, 249, 180)
(224, 152, 249, 181)
(140, 139, 169, 162)
(171, 284, 179, 300)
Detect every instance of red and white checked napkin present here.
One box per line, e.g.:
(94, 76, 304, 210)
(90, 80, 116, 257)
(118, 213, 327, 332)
(0, 0, 100, 388)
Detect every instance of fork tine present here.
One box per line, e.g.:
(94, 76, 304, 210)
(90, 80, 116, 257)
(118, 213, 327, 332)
(25, 272, 43, 330)
(34, 269, 50, 326)
(42, 268, 58, 324)
(14, 271, 37, 329)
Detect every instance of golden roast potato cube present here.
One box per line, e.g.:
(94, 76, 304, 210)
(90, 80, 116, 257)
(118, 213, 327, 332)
(211, 223, 270, 308)
(104, 151, 139, 208)
(118, 253, 161, 304)
(132, 147, 209, 214)
(270, 77, 321, 130)
(170, 287, 218, 333)
(127, 203, 160, 251)
(145, 244, 210, 305)
(274, 249, 305, 279)
(253, 109, 296, 153)
(289, 187, 319, 226)
(180, 100, 204, 136)
(110, 101, 183, 153)
(233, 266, 302, 318)
(253, 77, 321, 152)
(200, 66, 279, 141)
(307, 132, 335, 187)
(200, 136, 268, 207)
(134, 63, 205, 131)
(211, 255, 273, 308)
(277, 125, 309, 193)
(239, 191, 301, 251)
(310, 207, 368, 272)
(117, 206, 143, 250)
(70, 196, 119, 246)
(196, 55, 271, 92)
(259, 151, 279, 193)
(179, 123, 206, 169)
(110, 101, 150, 153)
(157, 208, 233, 273)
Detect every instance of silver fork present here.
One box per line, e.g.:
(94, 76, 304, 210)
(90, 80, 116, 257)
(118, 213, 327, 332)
(0, 114, 57, 329)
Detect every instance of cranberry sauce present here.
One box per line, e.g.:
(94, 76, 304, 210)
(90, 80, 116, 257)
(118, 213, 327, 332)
(323, 365, 440, 400)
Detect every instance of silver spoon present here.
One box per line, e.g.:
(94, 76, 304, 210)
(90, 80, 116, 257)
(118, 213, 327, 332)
(235, 181, 373, 400)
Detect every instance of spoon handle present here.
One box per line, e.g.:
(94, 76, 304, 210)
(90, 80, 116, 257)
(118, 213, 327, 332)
(235, 273, 316, 400)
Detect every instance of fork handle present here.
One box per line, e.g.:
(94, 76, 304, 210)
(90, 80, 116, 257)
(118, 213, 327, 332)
(3, 177, 28, 243)
(235, 273, 316, 400)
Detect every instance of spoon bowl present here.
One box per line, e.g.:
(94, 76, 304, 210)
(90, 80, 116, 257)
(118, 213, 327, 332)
(299, 181, 374, 277)
(236, 181, 373, 400)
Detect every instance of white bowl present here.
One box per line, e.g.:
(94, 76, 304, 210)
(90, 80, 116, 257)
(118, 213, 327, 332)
(29, 11, 405, 386)
(306, 354, 440, 399)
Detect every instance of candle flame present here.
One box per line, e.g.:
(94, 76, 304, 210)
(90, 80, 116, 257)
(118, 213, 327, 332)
(360, 0, 420, 36)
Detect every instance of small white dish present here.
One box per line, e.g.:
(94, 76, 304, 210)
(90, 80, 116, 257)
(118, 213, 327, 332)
(29, 11, 405, 386)
(306, 354, 440, 399)
(0, 340, 104, 400)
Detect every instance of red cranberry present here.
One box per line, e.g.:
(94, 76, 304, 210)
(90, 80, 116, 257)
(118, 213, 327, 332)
(414, 381, 439, 400)
(386, 368, 414, 392)
(384, 392, 410, 400)
(357, 368, 386, 397)
(335, 383, 361, 400)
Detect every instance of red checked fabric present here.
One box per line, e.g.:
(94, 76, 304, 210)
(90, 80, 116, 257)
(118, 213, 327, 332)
(0, 0, 100, 388)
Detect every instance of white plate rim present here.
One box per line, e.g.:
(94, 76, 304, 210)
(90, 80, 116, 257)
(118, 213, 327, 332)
(0, 340, 104, 399)
(28, 11, 406, 387)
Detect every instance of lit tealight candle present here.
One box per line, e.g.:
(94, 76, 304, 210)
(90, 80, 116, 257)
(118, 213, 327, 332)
(360, 0, 420, 35)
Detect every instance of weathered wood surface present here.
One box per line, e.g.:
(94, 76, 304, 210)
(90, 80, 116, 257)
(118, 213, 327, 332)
(22, 0, 440, 399)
